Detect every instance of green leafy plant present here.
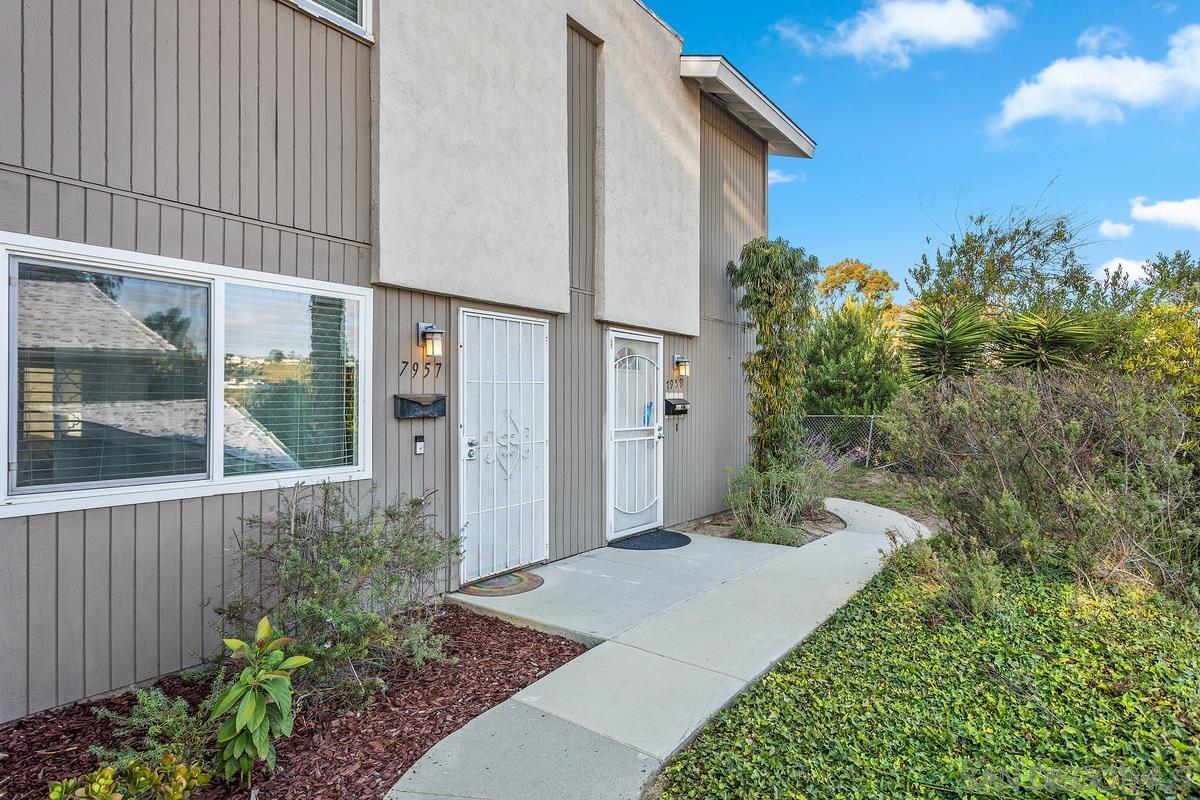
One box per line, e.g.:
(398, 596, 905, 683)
(209, 617, 310, 787)
(48, 756, 210, 800)
(218, 482, 460, 704)
(899, 303, 990, 384)
(90, 672, 228, 769)
(994, 308, 1098, 372)
(727, 236, 821, 468)
(661, 553, 1200, 800)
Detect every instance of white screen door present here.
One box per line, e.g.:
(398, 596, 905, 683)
(606, 330, 664, 540)
(459, 309, 549, 583)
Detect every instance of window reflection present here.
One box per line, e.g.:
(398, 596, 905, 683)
(14, 263, 210, 489)
(223, 284, 359, 475)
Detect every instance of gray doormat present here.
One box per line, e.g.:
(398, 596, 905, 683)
(608, 529, 691, 550)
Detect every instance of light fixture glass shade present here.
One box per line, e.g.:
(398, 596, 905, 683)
(418, 323, 446, 359)
(674, 355, 691, 377)
(424, 331, 444, 358)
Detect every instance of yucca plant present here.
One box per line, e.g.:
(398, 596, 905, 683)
(899, 303, 991, 384)
(994, 309, 1098, 372)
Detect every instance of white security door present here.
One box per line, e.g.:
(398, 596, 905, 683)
(606, 331, 664, 540)
(459, 309, 549, 584)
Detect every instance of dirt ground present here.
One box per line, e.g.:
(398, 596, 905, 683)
(673, 508, 845, 541)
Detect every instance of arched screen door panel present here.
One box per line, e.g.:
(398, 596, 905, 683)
(606, 330, 664, 540)
(458, 309, 550, 584)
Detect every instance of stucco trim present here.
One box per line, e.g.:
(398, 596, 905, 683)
(680, 55, 816, 158)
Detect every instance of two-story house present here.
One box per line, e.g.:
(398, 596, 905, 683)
(0, 0, 813, 722)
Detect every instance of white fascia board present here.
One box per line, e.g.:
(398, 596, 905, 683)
(680, 55, 816, 158)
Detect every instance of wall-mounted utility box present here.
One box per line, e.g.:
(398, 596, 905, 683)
(665, 397, 690, 416)
(394, 394, 446, 419)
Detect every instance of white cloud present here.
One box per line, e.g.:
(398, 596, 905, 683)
(773, 21, 817, 54)
(768, 169, 804, 185)
(1077, 25, 1131, 55)
(1098, 219, 1134, 239)
(1130, 195, 1200, 231)
(776, 0, 1014, 70)
(993, 24, 1200, 131)
(1096, 257, 1149, 283)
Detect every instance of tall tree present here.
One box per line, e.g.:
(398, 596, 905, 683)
(728, 237, 821, 469)
(908, 204, 1094, 312)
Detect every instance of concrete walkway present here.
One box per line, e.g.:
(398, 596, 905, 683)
(386, 499, 928, 800)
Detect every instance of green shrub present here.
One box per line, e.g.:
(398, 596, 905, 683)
(800, 299, 903, 415)
(209, 617, 310, 786)
(886, 538, 1003, 618)
(48, 756, 210, 800)
(883, 369, 1199, 603)
(218, 482, 461, 702)
(90, 673, 227, 770)
(726, 456, 833, 546)
(939, 545, 1004, 618)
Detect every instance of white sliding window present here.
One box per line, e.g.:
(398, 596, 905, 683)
(0, 233, 372, 517)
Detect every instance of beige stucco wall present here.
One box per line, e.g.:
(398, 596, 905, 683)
(374, 1, 702, 335)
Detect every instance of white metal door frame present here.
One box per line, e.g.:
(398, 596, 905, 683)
(605, 328, 664, 541)
(457, 307, 550, 584)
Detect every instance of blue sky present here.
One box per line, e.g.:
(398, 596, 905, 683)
(647, 0, 1200, 300)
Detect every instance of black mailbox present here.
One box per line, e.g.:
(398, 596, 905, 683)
(665, 398, 690, 416)
(394, 394, 446, 419)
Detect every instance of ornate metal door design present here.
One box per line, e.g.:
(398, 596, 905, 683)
(606, 330, 664, 540)
(459, 309, 549, 583)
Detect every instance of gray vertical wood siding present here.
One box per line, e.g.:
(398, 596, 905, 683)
(0, 0, 375, 723)
(568, 26, 599, 293)
(664, 96, 765, 526)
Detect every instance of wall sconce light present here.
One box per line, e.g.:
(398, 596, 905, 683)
(417, 322, 446, 358)
(673, 355, 691, 377)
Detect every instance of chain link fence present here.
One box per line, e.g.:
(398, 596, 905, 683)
(801, 414, 886, 467)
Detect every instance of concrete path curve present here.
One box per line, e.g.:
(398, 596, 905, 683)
(386, 499, 929, 800)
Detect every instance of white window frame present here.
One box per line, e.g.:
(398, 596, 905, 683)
(0, 231, 373, 518)
(290, 0, 372, 41)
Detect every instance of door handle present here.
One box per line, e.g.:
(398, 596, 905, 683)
(464, 435, 479, 460)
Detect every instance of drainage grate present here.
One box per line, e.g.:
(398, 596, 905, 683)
(608, 529, 691, 551)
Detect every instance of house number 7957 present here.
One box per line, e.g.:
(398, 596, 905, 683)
(399, 360, 443, 379)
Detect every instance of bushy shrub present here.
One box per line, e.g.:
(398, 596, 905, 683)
(726, 455, 834, 546)
(90, 672, 228, 769)
(883, 369, 1199, 603)
(886, 537, 1003, 618)
(219, 482, 461, 703)
(48, 756, 210, 800)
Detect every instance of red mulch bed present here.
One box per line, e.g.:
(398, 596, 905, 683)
(0, 606, 585, 800)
